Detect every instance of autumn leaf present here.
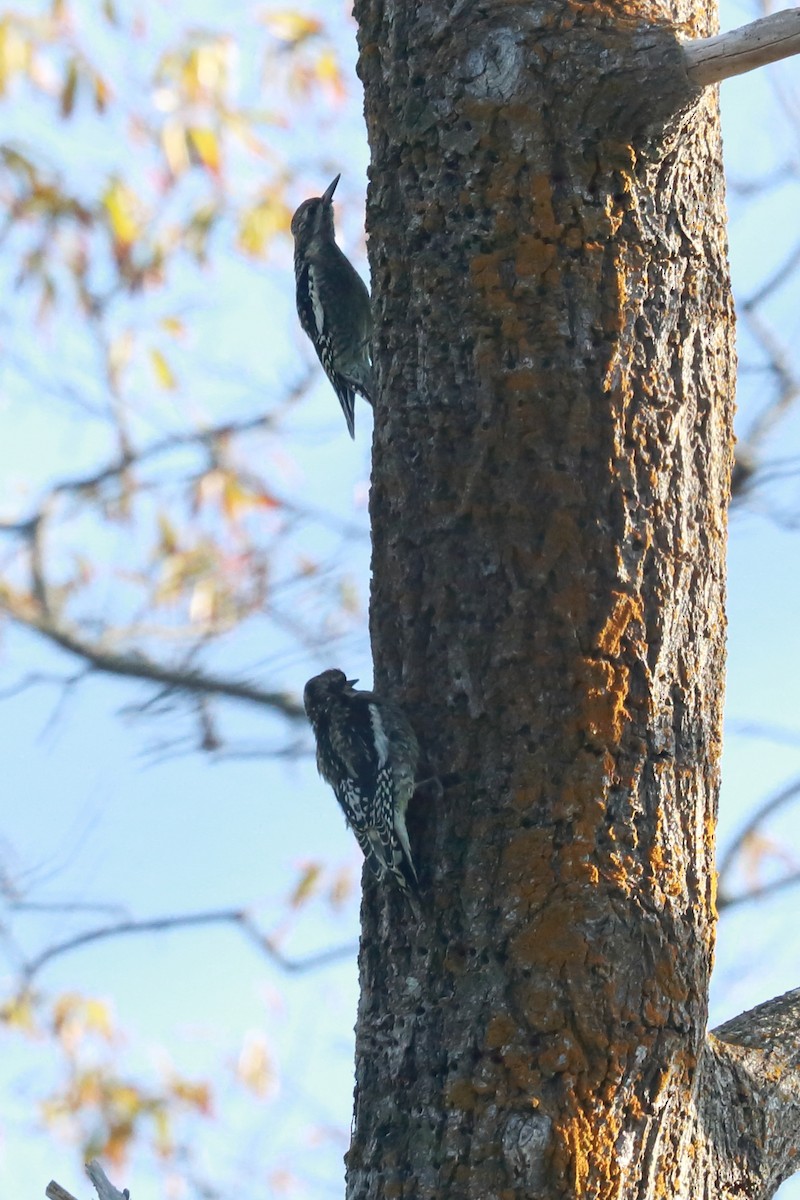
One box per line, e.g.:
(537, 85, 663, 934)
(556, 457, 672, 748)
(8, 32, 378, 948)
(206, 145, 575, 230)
(236, 1032, 274, 1097)
(170, 1077, 212, 1114)
(261, 11, 322, 46)
(222, 474, 281, 521)
(290, 861, 323, 908)
(187, 125, 221, 176)
(61, 58, 79, 117)
(238, 191, 292, 258)
(0, 992, 39, 1034)
(160, 314, 185, 338)
(92, 67, 111, 111)
(156, 512, 180, 556)
(0, 19, 33, 96)
(314, 48, 345, 100)
(102, 177, 142, 250)
(161, 119, 190, 176)
(150, 346, 177, 390)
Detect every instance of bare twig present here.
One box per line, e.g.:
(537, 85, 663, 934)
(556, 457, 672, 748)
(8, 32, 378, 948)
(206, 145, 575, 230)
(742, 240, 800, 313)
(718, 777, 800, 908)
(45, 1157, 137, 1200)
(0, 597, 304, 720)
(718, 869, 800, 912)
(738, 309, 800, 456)
(85, 1160, 130, 1200)
(22, 907, 357, 982)
(727, 718, 800, 747)
(46, 1182, 80, 1200)
(683, 9, 800, 87)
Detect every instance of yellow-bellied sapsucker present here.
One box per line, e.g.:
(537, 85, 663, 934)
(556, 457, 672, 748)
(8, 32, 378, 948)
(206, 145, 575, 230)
(304, 668, 421, 908)
(291, 175, 374, 439)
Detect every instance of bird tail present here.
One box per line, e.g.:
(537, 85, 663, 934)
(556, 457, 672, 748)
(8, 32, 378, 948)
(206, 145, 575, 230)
(334, 382, 356, 438)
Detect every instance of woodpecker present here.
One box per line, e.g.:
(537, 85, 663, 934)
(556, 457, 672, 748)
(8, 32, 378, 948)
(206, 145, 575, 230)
(303, 668, 421, 908)
(291, 175, 374, 438)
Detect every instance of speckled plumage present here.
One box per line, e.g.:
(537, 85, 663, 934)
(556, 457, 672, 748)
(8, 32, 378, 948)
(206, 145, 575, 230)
(303, 668, 420, 906)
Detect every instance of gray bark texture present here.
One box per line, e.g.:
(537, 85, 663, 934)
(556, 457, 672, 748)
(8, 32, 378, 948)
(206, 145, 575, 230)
(346, 1, 800, 1198)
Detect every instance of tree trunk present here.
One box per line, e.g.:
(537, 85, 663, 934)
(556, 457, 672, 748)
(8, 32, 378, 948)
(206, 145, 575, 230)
(347, 2, 800, 1198)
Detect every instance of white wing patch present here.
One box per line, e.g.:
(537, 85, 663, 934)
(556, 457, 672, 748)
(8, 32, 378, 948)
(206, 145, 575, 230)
(308, 265, 325, 339)
(368, 703, 390, 766)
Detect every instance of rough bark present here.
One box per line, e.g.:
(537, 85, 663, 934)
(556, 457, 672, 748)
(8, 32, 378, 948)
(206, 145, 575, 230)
(345, 1, 796, 1199)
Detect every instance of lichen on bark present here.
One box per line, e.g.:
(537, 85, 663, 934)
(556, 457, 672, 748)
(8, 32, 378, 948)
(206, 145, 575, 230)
(347, 1, 749, 1197)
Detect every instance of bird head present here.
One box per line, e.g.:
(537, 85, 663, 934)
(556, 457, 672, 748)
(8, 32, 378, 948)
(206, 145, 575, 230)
(290, 174, 340, 251)
(303, 666, 357, 719)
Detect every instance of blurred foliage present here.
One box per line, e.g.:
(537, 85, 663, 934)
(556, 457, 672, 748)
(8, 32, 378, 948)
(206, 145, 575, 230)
(0, 0, 365, 1193)
(0, 0, 368, 742)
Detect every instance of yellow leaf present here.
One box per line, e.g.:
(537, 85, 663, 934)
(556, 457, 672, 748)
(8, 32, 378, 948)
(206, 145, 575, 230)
(187, 126, 221, 176)
(262, 11, 322, 45)
(160, 315, 185, 338)
(315, 48, 343, 94)
(222, 475, 255, 520)
(329, 866, 355, 908)
(153, 1107, 173, 1157)
(171, 1078, 212, 1113)
(156, 512, 179, 555)
(0, 20, 32, 96)
(92, 69, 111, 112)
(237, 1032, 273, 1097)
(150, 347, 177, 390)
(290, 861, 322, 908)
(102, 177, 142, 249)
(83, 997, 113, 1039)
(1, 992, 38, 1033)
(161, 120, 190, 177)
(184, 202, 217, 262)
(238, 193, 292, 258)
(103, 1122, 135, 1167)
(108, 1081, 142, 1117)
(184, 41, 229, 101)
(61, 58, 78, 117)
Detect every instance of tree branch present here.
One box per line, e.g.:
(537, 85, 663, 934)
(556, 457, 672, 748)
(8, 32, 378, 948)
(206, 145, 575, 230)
(47, 1160, 130, 1200)
(22, 907, 357, 983)
(0, 598, 304, 720)
(717, 776, 800, 907)
(692, 989, 800, 1196)
(682, 9, 800, 87)
(713, 987, 800, 1059)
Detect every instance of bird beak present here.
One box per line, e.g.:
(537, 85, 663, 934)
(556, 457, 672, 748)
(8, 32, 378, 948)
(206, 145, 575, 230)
(346, 677, 358, 687)
(322, 174, 341, 204)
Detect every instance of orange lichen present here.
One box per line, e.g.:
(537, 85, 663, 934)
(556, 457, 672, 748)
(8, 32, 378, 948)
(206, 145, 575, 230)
(503, 368, 547, 395)
(500, 829, 554, 900)
(510, 902, 590, 971)
(530, 173, 562, 239)
(515, 234, 557, 279)
(469, 251, 507, 296)
(503, 1047, 546, 1092)
(445, 1078, 478, 1111)
(510, 783, 543, 812)
(649, 842, 683, 898)
(573, 657, 630, 745)
(596, 591, 644, 657)
(485, 1013, 518, 1050)
(512, 979, 565, 1032)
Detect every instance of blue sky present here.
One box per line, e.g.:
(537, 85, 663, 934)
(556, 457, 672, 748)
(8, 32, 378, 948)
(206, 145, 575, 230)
(1, 0, 800, 1196)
